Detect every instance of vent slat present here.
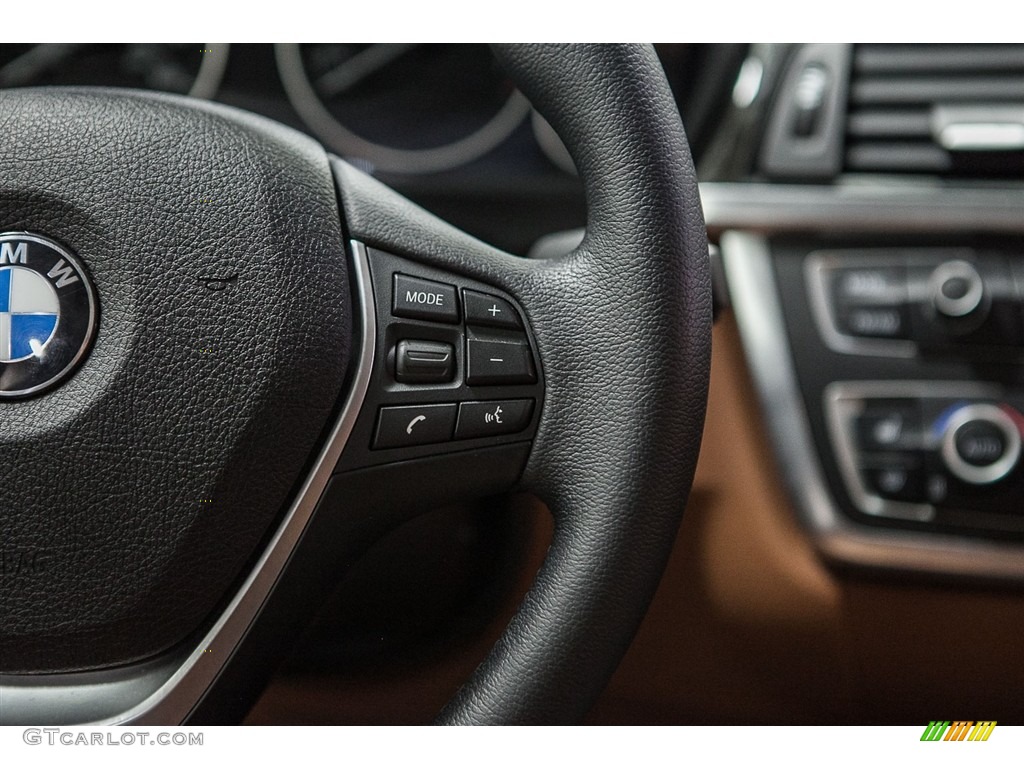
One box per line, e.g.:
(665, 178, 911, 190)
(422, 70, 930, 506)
(846, 143, 952, 173)
(855, 45, 1024, 74)
(844, 44, 1024, 177)
(847, 110, 932, 139)
(851, 76, 1024, 106)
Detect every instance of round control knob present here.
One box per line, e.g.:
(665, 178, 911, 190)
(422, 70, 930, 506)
(939, 403, 1022, 485)
(929, 260, 986, 321)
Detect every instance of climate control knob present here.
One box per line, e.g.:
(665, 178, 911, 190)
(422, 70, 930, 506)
(929, 260, 987, 326)
(938, 403, 1022, 485)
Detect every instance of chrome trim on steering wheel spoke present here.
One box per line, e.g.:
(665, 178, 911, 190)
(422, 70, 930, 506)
(0, 241, 377, 726)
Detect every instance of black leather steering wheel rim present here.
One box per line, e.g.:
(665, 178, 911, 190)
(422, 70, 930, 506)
(334, 44, 712, 723)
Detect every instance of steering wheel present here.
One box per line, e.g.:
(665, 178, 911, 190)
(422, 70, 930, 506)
(0, 44, 710, 725)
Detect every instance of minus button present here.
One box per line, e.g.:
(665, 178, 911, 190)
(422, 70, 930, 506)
(466, 338, 536, 385)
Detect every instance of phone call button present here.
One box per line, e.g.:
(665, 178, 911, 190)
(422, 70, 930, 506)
(373, 403, 457, 449)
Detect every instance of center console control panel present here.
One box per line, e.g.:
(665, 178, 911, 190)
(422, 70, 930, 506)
(827, 382, 1024, 535)
(765, 238, 1024, 542)
(808, 249, 1024, 359)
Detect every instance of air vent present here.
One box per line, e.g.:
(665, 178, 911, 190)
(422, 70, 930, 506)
(845, 44, 1024, 177)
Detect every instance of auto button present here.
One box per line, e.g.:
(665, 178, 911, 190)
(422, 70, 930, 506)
(937, 403, 1022, 485)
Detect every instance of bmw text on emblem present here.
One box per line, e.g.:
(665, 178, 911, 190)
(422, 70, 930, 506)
(0, 233, 97, 398)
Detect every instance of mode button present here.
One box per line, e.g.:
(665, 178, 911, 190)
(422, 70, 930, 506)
(393, 274, 459, 323)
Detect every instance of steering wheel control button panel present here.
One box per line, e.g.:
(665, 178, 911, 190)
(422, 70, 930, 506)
(466, 336, 536, 385)
(826, 383, 1024, 534)
(394, 339, 455, 383)
(0, 232, 98, 398)
(807, 249, 1024, 358)
(455, 399, 534, 439)
(392, 273, 459, 323)
(336, 245, 543, 473)
(463, 289, 523, 330)
(374, 403, 457, 449)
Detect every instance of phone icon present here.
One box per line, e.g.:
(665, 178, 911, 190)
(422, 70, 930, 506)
(406, 415, 427, 434)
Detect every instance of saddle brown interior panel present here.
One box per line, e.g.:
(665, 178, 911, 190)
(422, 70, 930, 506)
(247, 314, 1024, 725)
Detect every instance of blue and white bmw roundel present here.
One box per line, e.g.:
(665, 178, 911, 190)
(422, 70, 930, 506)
(0, 233, 97, 398)
(0, 266, 61, 362)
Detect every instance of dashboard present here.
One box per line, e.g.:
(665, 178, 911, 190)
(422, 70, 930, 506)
(0, 44, 745, 256)
(717, 45, 1024, 578)
(3, 42, 1024, 726)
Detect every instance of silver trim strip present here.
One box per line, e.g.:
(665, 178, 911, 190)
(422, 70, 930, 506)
(933, 106, 1024, 152)
(527, 181, 1024, 256)
(722, 231, 1024, 581)
(701, 182, 1024, 235)
(0, 656, 184, 727)
(0, 240, 376, 725)
(188, 44, 231, 101)
(721, 232, 839, 535)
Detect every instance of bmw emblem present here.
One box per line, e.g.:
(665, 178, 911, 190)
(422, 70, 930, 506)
(0, 232, 97, 398)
